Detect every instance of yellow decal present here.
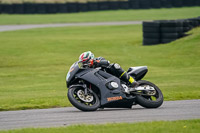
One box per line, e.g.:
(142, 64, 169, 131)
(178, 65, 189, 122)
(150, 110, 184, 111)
(107, 96, 123, 101)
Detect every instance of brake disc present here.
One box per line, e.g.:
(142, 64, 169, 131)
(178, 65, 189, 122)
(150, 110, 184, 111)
(77, 90, 94, 103)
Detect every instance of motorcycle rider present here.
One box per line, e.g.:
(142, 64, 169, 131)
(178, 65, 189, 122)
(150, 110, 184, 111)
(79, 51, 139, 91)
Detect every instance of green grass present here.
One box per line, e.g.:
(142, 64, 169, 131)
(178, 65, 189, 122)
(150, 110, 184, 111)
(0, 119, 200, 133)
(0, 7, 200, 25)
(0, 24, 200, 111)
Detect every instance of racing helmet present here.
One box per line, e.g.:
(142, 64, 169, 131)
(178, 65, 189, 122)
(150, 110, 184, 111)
(79, 51, 94, 63)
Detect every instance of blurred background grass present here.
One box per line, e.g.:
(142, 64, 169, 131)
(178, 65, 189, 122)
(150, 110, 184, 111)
(0, 24, 199, 111)
(0, 7, 200, 25)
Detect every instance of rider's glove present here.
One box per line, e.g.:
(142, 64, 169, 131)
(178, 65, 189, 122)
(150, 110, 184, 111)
(89, 59, 94, 67)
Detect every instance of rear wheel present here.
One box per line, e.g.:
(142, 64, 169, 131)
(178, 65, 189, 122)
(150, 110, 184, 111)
(68, 87, 100, 111)
(136, 80, 163, 108)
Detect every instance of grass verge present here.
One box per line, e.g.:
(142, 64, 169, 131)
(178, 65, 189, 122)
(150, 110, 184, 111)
(0, 7, 200, 25)
(0, 119, 200, 133)
(0, 25, 199, 111)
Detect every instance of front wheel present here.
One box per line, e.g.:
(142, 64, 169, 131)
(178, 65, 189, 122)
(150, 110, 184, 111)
(136, 80, 163, 108)
(68, 87, 100, 111)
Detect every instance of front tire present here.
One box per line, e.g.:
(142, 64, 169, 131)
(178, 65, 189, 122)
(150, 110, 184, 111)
(136, 80, 163, 108)
(68, 87, 100, 111)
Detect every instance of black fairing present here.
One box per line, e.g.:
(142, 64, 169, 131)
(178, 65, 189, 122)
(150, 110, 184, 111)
(66, 62, 90, 87)
(127, 66, 148, 81)
(66, 62, 81, 87)
(75, 69, 136, 108)
(66, 62, 136, 108)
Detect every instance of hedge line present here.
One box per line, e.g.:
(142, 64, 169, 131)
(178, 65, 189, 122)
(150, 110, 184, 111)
(0, 0, 200, 14)
(143, 16, 200, 45)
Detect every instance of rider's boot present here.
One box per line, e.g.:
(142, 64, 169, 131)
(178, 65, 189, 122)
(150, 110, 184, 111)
(120, 71, 139, 93)
(111, 63, 139, 94)
(128, 76, 139, 88)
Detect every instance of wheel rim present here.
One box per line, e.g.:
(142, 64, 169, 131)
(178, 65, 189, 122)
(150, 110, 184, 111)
(77, 90, 94, 103)
(141, 85, 160, 101)
(73, 88, 97, 106)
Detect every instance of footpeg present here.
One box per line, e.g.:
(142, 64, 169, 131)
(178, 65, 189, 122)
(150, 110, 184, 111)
(121, 84, 130, 94)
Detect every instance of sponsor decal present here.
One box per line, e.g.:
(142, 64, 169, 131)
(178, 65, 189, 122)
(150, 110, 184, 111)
(70, 68, 74, 72)
(107, 96, 123, 101)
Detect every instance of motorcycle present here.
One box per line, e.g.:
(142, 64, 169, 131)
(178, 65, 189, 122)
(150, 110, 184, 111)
(66, 61, 163, 111)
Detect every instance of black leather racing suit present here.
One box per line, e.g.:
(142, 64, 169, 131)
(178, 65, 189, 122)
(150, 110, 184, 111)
(92, 57, 135, 85)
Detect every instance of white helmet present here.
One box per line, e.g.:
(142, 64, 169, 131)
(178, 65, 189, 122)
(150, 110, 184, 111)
(79, 51, 94, 63)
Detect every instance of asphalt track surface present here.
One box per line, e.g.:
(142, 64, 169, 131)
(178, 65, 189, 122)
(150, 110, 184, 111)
(0, 21, 142, 32)
(0, 100, 200, 130)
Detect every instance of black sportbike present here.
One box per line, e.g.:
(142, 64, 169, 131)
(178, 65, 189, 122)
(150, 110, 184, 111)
(66, 61, 163, 111)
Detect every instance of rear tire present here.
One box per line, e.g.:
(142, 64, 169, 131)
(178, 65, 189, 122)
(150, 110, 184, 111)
(136, 80, 163, 108)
